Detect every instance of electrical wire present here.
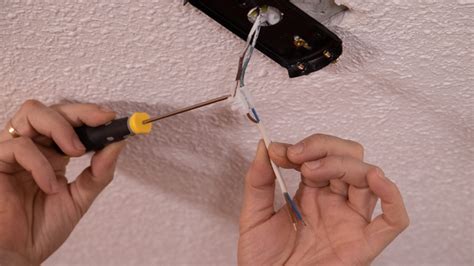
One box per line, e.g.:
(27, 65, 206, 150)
(232, 11, 305, 229)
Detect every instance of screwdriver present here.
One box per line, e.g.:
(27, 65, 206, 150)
(64, 94, 231, 152)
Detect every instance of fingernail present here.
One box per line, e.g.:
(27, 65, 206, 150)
(272, 143, 287, 157)
(288, 142, 304, 155)
(255, 140, 266, 160)
(376, 168, 387, 180)
(305, 160, 321, 170)
(72, 136, 86, 151)
(100, 105, 115, 113)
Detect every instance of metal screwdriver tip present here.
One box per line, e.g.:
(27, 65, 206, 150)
(143, 94, 231, 124)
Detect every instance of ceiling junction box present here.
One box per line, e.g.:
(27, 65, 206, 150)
(186, 0, 345, 78)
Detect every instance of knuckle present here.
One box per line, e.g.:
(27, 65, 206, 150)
(335, 155, 346, 168)
(302, 157, 325, 171)
(309, 133, 329, 144)
(392, 212, 410, 231)
(303, 134, 330, 152)
(21, 99, 43, 111)
(49, 103, 62, 110)
(372, 165, 384, 175)
(83, 103, 102, 111)
(367, 165, 384, 178)
(400, 215, 410, 230)
(349, 140, 364, 159)
(333, 156, 349, 178)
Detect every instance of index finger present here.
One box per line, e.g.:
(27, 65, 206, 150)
(2, 101, 116, 156)
(4, 100, 87, 156)
(286, 134, 364, 164)
(51, 103, 116, 127)
(268, 142, 300, 169)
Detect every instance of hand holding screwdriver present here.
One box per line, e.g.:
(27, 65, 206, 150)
(0, 95, 230, 264)
(0, 101, 126, 265)
(66, 94, 231, 153)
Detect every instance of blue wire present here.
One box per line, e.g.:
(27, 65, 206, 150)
(284, 192, 304, 222)
(251, 108, 260, 123)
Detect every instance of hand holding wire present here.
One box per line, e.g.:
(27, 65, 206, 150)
(238, 134, 409, 265)
(234, 10, 408, 265)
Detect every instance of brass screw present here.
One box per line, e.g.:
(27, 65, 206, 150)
(323, 50, 332, 59)
(294, 36, 312, 50)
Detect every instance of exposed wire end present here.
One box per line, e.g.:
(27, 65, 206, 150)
(246, 113, 259, 123)
(284, 192, 306, 226)
(292, 221, 298, 231)
(250, 108, 260, 123)
(285, 202, 298, 232)
(246, 108, 260, 124)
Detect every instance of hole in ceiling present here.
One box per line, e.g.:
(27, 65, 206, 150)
(247, 5, 284, 26)
(290, 0, 348, 25)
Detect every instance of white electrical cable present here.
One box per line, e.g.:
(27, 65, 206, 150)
(231, 84, 289, 193)
(233, 13, 290, 194)
(230, 8, 305, 227)
(256, 122, 289, 193)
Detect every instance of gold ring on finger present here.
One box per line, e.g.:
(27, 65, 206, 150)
(7, 120, 21, 138)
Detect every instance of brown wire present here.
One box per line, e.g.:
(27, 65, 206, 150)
(246, 113, 259, 123)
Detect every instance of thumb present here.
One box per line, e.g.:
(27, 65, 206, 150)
(69, 141, 126, 216)
(240, 140, 276, 234)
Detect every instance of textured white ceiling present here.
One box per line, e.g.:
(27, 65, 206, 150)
(1, 0, 473, 265)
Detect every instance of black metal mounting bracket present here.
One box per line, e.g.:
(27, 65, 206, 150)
(186, 0, 344, 78)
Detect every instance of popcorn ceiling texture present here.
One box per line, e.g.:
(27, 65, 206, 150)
(1, 0, 473, 265)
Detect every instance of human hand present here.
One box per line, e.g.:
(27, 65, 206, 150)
(238, 134, 409, 265)
(0, 100, 126, 265)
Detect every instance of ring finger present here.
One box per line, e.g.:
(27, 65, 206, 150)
(1, 100, 86, 156)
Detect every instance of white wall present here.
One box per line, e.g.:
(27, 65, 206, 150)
(1, 0, 472, 265)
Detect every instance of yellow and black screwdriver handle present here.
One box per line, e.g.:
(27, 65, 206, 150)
(58, 112, 152, 153)
(54, 94, 231, 153)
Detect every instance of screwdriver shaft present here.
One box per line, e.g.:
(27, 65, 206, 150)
(143, 94, 231, 124)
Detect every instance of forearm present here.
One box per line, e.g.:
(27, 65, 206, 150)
(0, 250, 34, 266)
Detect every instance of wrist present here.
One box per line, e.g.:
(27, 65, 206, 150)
(0, 249, 34, 266)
